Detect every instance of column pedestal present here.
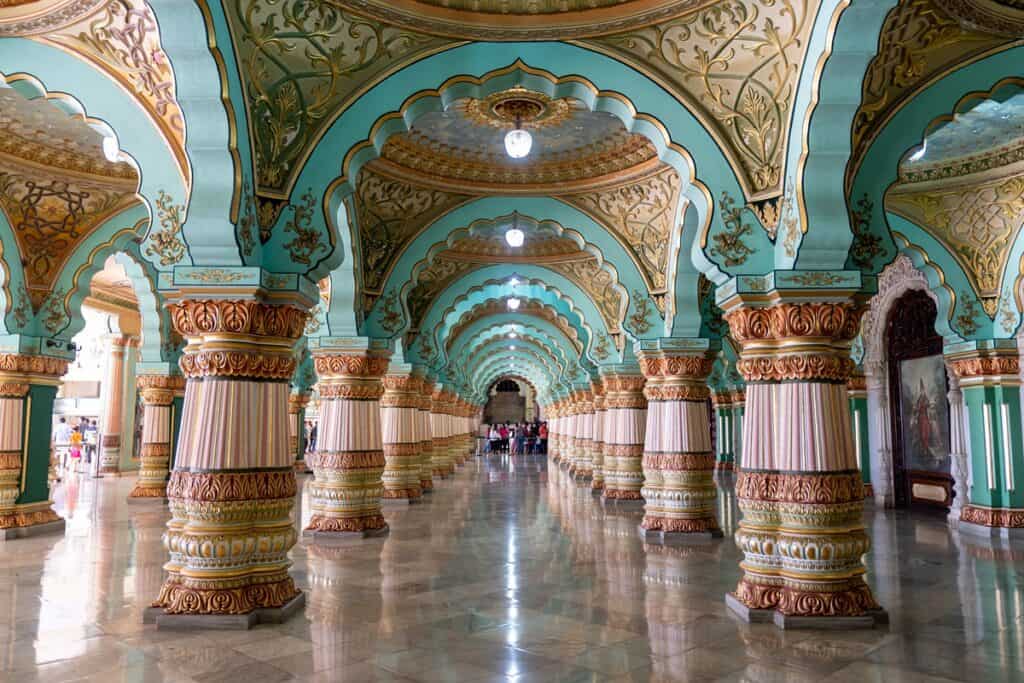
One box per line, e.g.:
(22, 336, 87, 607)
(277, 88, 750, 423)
(128, 374, 185, 500)
(306, 349, 390, 539)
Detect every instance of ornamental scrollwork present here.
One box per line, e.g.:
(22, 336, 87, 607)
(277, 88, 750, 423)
(592, 334, 611, 361)
(378, 288, 404, 334)
(145, 190, 187, 267)
(41, 287, 69, 334)
(547, 257, 625, 333)
(237, 178, 258, 257)
(627, 290, 654, 336)
(588, 0, 813, 200)
(711, 192, 755, 267)
(848, 194, 885, 271)
(953, 293, 982, 337)
(282, 189, 326, 266)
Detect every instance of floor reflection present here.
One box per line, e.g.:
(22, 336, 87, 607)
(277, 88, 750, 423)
(0, 456, 1022, 681)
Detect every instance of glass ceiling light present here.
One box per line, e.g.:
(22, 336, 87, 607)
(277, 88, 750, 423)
(504, 115, 532, 159)
(507, 297, 521, 311)
(505, 212, 525, 248)
(102, 134, 120, 163)
(509, 332, 517, 339)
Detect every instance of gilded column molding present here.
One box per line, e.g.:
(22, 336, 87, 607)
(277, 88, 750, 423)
(948, 345, 1024, 537)
(574, 390, 595, 480)
(562, 397, 577, 472)
(601, 371, 647, 503)
(289, 392, 312, 473)
(730, 388, 746, 469)
(380, 372, 424, 502)
(430, 388, 456, 477)
(638, 351, 720, 540)
(417, 378, 435, 492)
(306, 349, 391, 536)
(98, 335, 130, 475)
(150, 299, 306, 621)
(549, 401, 562, 463)
(128, 374, 185, 499)
(0, 354, 67, 537)
(590, 381, 606, 493)
(721, 297, 885, 627)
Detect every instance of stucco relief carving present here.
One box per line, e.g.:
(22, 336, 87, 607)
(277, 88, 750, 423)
(585, 0, 815, 202)
(887, 175, 1024, 316)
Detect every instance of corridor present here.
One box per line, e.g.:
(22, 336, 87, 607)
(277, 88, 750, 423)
(2, 456, 1022, 682)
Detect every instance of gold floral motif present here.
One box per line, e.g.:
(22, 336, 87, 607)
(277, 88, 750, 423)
(780, 272, 846, 287)
(888, 176, 1024, 317)
(179, 350, 296, 380)
(949, 353, 1020, 379)
(229, 0, 450, 195)
(187, 269, 246, 283)
(953, 293, 982, 337)
(961, 504, 1024, 528)
(725, 302, 864, 344)
(0, 353, 70, 378)
(313, 353, 390, 379)
(848, 194, 885, 271)
(283, 189, 326, 266)
(547, 257, 625, 332)
(565, 166, 679, 293)
(588, 0, 814, 200)
(848, 0, 1005, 188)
(165, 468, 297, 501)
(0, 508, 62, 530)
(711, 192, 755, 267)
(319, 383, 385, 400)
(627, 290, 654, 336)
(145, 190, 187, 267)
(40, 288, 69, 335)
(737, 354, 857, 383)
(592, 334, 611, 361)
(237, 178, 258, 256)
(156, 575, 299, 615)
(0, 382, 29, 397)
(406, 256, 478, 328)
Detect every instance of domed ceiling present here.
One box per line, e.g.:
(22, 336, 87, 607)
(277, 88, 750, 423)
(0, 85, 139, 311)
(373, 89, 660, 193)
(335, 0, 717, 40)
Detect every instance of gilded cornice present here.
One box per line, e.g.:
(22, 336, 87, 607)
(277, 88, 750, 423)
(330, 0, 719, 41)
(846, 0, 1009, 190)
(224, 0, 457, 202)
(0, 0, 106, 36)
(886, 171, 1024, 317)
(33, 0, 190, 188)
(581, 0, 817, 203)
(900, 137, 1024, 184)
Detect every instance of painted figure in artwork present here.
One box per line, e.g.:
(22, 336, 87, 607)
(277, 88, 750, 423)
(911, 378, 936, 455)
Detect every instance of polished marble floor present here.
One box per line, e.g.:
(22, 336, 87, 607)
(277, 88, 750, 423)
(2, 454, 1023, 682)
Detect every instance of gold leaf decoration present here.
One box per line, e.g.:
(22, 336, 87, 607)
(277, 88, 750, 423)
(711, 192, 755, 267)
(283, 189, 326, 266)
(145, 190, 187, 267)
(238, 179, 258, 257)
(547, 257, 626, 333)
(41, 287, 68, 334)
(888, 175, 1024, 317)
(592, 333, 611, 361)
(954, 292, 981, 336)
(586, 0, 814, 200)
(627, 290, 653, 336)
(378, 288, 404, 334)
(564, 166, 680, 294)
(228, 0, 451, 195)
(848, 194, 885, 271)
(406, 256, 478, 332)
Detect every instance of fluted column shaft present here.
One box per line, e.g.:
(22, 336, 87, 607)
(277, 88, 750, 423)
(549, 405, 561, 462)
(574, 392, 594, 480)
(602, 374, 647, 501)
(724, 300, 882, 624)
(129, 375, 185, 498)
(0, 355, 67, 534)
(152, 299, 304, 616)
(418, 379, 434, 491)
(591, 381, 606, 492)
(381, 373, 423, 502)
(306, 350, 390, 535)
(564, 400, 579, 472)
(847, 374, 871, 496)
(639, 352, 719, 535)
(99, 335, 130, 475)
(431, 390, 456, 476)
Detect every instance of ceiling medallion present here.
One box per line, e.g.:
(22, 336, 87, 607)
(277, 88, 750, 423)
(464, 89, 572, 132)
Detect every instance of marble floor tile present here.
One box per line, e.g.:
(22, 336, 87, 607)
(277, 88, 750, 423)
(1, 455, 1023, 682)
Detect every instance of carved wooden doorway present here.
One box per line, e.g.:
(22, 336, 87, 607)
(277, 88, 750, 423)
(886, 290, 953, 510)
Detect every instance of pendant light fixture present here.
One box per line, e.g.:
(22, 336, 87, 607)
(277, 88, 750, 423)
(504, 114, 532, 159)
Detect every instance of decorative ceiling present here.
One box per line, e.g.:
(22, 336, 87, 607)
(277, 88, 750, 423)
(375, 90, 660, 192)
(332, 0, 720, 40)
(900, 91, 1024, 183)
(445, 297, 585, 355)
(0, 84, 140, 312)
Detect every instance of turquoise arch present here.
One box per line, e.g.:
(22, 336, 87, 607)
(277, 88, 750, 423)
(452, 326, 580, 388)
(417, 273, 611, 366)
(849, 47, 1024, 340)
(467, 337, 568, 387)
(448, 320, 583, 376)
(111, 252, 175, 365)
(472, 348, 562, 397)
(795, 0, 900, 269)
(363, 196, 660, 335)
(282, 44, 775, 285)
(0, 48, 192, 272)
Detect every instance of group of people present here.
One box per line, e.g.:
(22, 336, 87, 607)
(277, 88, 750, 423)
(483, 421, 548, 455)
(53, 416, 99, 475)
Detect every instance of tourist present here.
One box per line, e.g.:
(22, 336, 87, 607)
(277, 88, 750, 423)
(539, 422, 548, 455)
(69, 425, 84, 472)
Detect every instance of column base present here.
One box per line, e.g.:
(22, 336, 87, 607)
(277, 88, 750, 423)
(2, 517, 65, 540)
(601, 491, 644, 509)
(420, 479, 434, 492)
(303, 526, 390, 543)
(638, 525, 723, 545)
(714, 462, 734, 471)
(293, 460, 311, 474)
(0, 505, 64, 539)
(959, 520, 1024, 541)
(725, 592, 887, 629)
(144, 592, 306, 630)
(960, 505, 1024, 539)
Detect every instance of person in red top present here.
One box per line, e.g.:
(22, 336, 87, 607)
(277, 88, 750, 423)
(499, 424, 509, 452)
(538, 423, 548, 455)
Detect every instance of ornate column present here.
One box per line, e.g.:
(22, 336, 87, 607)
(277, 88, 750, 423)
(731, 389, 745, 469)
(306, 345, 391, 537)
(638, 345, 720, 541)
(417, 377, 434, 492)
(847, 372, 872, 497)
(946, 365, 969, 528)
(0, 355, 67, 538)
(601, 368, 647, 504)
(98, 334, 130, 475)
(431, 388, 455, 477)
(590, 380, 606, 493)
(548, 401, 561, 463)
(149, 299, 305, 624)
(128, 374, 185, 499)
(380, 369, 423, 503)
(950, 344, 1024, 539)
(864, 359, 895, 507)
(288, 392, 311, 473)
(574, 389, 594, 480)
(722, 291, 884, 628)
(712, 391, 734, 470)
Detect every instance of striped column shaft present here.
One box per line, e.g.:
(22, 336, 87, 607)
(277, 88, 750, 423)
(129, 374, 185, 498)
(306, 350, 390, 535)
(602, 374, 647, 501)
(289, 392, 311, 474)
(591, 381, 606, 492)
(381, 374, 423, 502)
(418, 379, 434, 491)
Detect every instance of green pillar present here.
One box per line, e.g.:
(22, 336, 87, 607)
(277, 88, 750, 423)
(713, 393, 734, 470)
(848, 375, 872, 494)
(950, 345, 1024, 538)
